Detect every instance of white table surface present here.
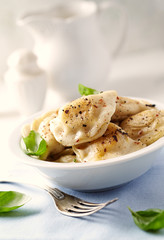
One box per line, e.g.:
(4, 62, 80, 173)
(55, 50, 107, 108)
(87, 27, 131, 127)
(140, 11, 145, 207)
(0, 50, 164, 239)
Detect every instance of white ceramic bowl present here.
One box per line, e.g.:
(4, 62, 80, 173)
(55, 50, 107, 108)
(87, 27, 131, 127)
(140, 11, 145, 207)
(9, 98, 164, 191)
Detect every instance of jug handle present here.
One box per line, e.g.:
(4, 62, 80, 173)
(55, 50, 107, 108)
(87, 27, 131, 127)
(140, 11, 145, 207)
(97, 1, 128, 57)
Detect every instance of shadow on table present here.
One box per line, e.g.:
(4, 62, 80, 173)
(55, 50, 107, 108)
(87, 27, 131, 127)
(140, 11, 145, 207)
(0, 208, 40, 218)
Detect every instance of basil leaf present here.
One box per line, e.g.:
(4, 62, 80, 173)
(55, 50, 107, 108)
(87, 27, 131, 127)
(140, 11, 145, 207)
(78, 84, 99, 96)
(128, 207, 164, 231)
(21, 130, 47, 156)
(0, 191, 31, 213)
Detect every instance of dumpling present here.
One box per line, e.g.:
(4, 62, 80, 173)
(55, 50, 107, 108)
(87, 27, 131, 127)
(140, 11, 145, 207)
(31, 110, 58, 131)
(49, 148, 77, 163)
(21, 110, 58, 138)
(38, 114, 65, 159)
(55, 155, 76, 163)
(21, 110, 65, 160)
(120, 109, 164, 145)
(111, 96, 156, 122)
(73, 123, 145, 162)
(50, 91, 117, 146)
(21, 123, 31, 138)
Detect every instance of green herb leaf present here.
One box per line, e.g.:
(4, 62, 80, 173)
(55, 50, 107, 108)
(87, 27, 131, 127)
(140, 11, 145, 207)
(128, 207, 164, 231)
(78, 84, 99, 96)
(21, 130, 47, 156)
(0, 191, 31, 213)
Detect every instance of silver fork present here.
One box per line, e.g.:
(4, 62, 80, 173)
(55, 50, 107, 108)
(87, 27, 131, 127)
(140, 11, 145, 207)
(0, 177, 118, 217)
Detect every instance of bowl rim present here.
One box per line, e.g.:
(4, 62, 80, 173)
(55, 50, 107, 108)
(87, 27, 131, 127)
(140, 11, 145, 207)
(9, 96, 164, 170)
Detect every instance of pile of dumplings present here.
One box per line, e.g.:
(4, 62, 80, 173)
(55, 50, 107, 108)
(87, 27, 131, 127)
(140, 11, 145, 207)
(21, 90, 164, 163)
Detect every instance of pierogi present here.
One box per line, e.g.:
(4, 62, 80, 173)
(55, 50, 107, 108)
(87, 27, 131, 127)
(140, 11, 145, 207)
(120, 109, 164, 145)
(50, 90, 117, 146)
(112, 96, 156, 122)
(73, 123, 145, 162)
(21, 90, 164, 163)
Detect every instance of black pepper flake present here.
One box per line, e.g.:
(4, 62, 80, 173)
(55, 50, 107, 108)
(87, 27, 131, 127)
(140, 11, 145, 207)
(116, 129, 128, 135)
(65, 110, 69, 114)
(82, 124, 87, 127)
(79, 111, 82, 114)
(112, 135, 118, 142)
(104, 148, 107, 152)
(145, 104, 156, 107)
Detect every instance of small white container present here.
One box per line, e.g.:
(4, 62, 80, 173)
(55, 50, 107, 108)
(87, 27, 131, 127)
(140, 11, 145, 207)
(5, 49, 47, 116)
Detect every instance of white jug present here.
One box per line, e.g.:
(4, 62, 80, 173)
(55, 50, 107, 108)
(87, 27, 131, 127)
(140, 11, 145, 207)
(18, 1, 126, 102)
